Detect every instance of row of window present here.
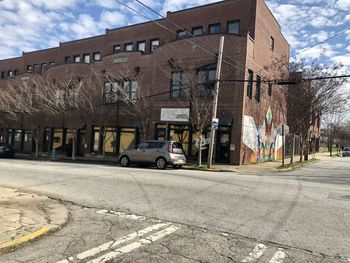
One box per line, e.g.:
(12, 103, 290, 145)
(177, 20, 240, 38)
(247, 70, 272, 102)
(65, 52, 101, 64)
(113, 39, 160, 54)
(1, 69, 19, 79)
(26, 62, 55, 73)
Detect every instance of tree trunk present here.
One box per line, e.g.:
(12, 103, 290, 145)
(72, 130, 76, 161)
(198, 135, 202, 167)
(330, 138, 333, 156)
(290, 134, 295, 164)
(299, 136, 303, 162)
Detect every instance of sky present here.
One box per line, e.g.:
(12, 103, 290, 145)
(0, 0, 349, 73)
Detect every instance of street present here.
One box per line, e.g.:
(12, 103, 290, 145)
(0, 158, 349, 262)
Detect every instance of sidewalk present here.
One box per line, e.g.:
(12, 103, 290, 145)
(14, 152, 335, 174)
(185, 152, 334, 173)
(0, 187, 68, 255)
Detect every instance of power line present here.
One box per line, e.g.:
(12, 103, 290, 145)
(112, 0, 245, 74)
(132, 0, 245, 73)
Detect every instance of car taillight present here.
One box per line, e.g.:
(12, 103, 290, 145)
(168, 143, 174, 153)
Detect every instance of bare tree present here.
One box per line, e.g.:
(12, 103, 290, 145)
(288, 60, 349, 161)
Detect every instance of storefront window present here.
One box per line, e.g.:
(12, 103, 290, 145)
(23, 130, 33, 152)
(52, 129, 64, 150)
(169, 125, 189, 154)
(13, 130, 22, 151)
(119, 128, 136, 152)
(103, 127, 117, 153)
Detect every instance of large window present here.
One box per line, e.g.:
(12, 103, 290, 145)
(104, 80, 138, 103)
(228, 20, 240, 34)
(197, 68, 216, 96)
(171, 72, 190, 98)
(247, 70, 253, 99)
(113, 45, 121, 53)
(104, 82, 118, 103)
(122, 81, 138, 102)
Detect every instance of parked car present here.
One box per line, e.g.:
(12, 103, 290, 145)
(119, 140, 186, 169)
(0, 143, 15, 158)
(343, 147, 350, 157)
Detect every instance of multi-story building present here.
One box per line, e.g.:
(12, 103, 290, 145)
(0, 0, 290, 165)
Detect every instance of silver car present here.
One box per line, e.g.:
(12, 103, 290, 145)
(343, 147, 350, 157)
(119, 140, 186, 169)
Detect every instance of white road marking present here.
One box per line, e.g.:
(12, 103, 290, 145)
(241, 243, 268, 262)
(96, 209, 162, 223)
(269, 248, 286, 263)
(87, 225, 180, 263)
(56, 223, 169, 263)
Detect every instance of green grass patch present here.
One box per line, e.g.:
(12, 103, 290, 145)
(278, 158, 319, 171)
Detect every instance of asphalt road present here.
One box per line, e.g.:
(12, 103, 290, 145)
(0, 157, 349, 262)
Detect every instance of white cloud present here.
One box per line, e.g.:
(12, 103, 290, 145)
(331, 55, 350, 66)
(337, 0, 350, 9)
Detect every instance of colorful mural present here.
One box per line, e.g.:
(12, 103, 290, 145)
(243, 107, 283, 164)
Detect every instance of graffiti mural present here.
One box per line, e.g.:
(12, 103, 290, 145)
(243, 107, 283, 164)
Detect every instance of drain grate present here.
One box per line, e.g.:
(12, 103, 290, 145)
(328, 193, 350, 201)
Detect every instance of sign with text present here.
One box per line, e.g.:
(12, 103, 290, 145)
(160, 108, 190, 122)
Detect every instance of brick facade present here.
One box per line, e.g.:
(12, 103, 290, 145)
(0, 0, 290, 165)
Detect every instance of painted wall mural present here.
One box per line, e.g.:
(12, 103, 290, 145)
(243, 107, 283, 164)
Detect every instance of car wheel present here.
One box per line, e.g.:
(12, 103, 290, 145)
(156, 157, 167, 169)
(172, 165, 182, 169)
(120, 156, 130, 167)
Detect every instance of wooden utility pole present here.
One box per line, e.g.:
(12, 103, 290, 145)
(207, 36, 225, 168)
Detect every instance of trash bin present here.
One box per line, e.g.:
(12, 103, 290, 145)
(51, 149, 57, 161)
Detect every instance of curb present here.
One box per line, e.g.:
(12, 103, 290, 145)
(0, 226, 49, 254)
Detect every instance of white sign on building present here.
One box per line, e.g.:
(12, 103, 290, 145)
(160, 108, 190, 122)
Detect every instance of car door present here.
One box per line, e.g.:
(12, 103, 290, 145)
(132, 142, 149, 163)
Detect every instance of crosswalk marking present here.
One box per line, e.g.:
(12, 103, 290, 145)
(269, 248, 286, 263)
(241, 243, 268, 262)
(56, 223, 170, 263)
(87, 225, 180, 263)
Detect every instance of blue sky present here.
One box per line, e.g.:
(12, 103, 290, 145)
(0, 0, 349, 69)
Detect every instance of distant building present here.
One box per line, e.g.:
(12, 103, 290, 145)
(0, 0, 290, 165)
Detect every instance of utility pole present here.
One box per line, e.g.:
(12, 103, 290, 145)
(207, 36, 225, 168)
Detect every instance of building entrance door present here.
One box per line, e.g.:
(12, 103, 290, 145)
(216, 126, 230, 163)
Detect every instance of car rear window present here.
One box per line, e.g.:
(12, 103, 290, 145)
(172, 142, 184, 154)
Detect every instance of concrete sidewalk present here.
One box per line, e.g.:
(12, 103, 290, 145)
(0, 187, 68, 254)
(198, 152, 335, 173)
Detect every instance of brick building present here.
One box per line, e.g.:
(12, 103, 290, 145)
(0, 0, 290, 165)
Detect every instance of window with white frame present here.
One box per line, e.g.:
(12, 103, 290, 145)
(125, 43, 133, 52)
(83, 54, 90, 63)
(137, 41, 146, 53)
(93, 52, 101, 61)
(150, 39, 159, 52)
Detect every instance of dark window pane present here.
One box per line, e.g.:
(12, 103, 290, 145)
(228, 20, 240, 34)
(192, 27, 203, 36)
(209, 23, 220, 34)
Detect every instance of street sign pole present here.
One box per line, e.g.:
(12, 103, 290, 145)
(207, 36, 225, 168)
